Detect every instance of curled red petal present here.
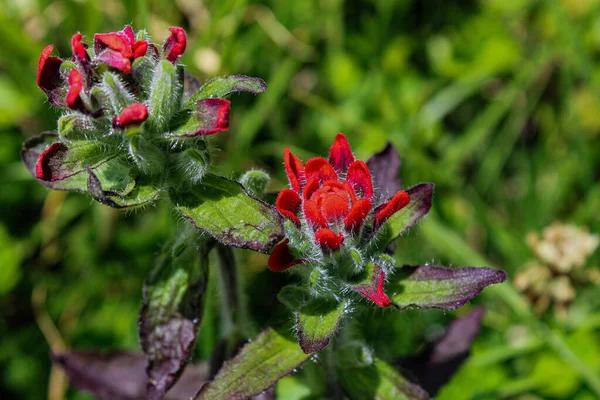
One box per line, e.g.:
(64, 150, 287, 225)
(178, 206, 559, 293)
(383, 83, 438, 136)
(305, 157, 338, 184)
(113, 103, 149, 128)
(35, 143, 67, 181)
(346, 160, 373, 199)
(320, 194, 349, 223)
(315, 228, 344, 252)
(374, 190, 411, 228)
(328, 133, 355, 173)
(303, 200, 328, 231)
(71, 33, 89, 61)
(66, 69, 83, 108)
(302, 177, 320, 200)
(37, 45, 64, 92)
(165, 27, 187, 62)
(284, 148, 305, 193)
(276, 189, 302, 228)
(268, 239, 304, 272)
(133, 40, 148, 59)
(96, 49, 132, 74)
(94, 26, 134, 59)
(344, 198, 372, 233)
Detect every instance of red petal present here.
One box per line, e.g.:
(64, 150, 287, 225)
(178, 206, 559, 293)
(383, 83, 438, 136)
(302, 177, 320, 200)
(346, 160, 373, 199)
(268, 239, 304, 272)
(305, 157, 338, 184)
(328, 133, 355, 173)
(37, 45, 63, 90)
(353, 264, 391, 307)
(113, 103, 149, 128)
(374, 190, 411, 228)
(276, 189, 302, 228)
(94, 26, 134, 59)
(96, 49, 132, 74)
(303, 199, 328, 230)
(193, 99, 230, 135)
(164, 27, 187, 62)
(344, 198, 372, 233)
(315, 228, 344, 252)
(320, 194, 349, 223)
(133, 40, 148, 59)
(71, 33, 89, 61)
(66, 69, 83, 108)
(35, 143, 67, 181)
(284, 148, 305, 193)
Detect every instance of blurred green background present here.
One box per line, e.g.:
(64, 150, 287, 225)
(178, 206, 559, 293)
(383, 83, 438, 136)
(1, 0, 599, 399)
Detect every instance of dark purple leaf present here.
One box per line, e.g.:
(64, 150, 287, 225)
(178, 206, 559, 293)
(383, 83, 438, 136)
(366, 142, 402, 202)
(139, 238, 212, 400)
(53, 350, 209, 400)
(396, 308, 486, 396)
(389, 265, 506, 310)
(183, 70, 202, 103)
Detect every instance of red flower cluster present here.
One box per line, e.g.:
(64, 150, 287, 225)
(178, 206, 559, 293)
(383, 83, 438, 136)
(269, 134, 411, 271)
(36, 26, 187, 111)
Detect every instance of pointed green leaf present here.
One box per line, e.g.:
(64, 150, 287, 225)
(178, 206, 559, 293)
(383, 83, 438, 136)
(194, 328, 310, 400)
(186, 75, 267, 107)
(87, 168, 160, 209)
(388, 265, 506, 310)
(337, 359, 430, 400)
(171, 173, 284, 253)
(296, 299, 345, 354)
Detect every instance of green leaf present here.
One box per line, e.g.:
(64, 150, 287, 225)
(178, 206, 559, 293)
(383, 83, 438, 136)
(186, 75, 267, 107)
(147, 60, 182, 133)
(58, 114, 109, 142)
(87, 168, 160, 209)
(388, 265, 506, 310)
(139, 230, 212, 399)
(296, 299, 346, 354)
(171, 173, 284, 253)
(194, 328, 310, 400)
(337, 359, 430, 400)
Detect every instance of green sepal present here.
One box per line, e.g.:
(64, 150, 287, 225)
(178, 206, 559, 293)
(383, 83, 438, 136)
(277, 284, 309, 311)
(101, 72, 135, 115)
(147, 60, 182, 134)
(58, 113, 107, 142)
(170, 173, 284, 253)
(131, 56, 157, 98)
(296, 298, 345, 354)
(128, 135, 165, 175)
(87, 167, 160, 209)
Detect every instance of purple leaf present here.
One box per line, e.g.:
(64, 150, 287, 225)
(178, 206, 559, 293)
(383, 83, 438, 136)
(53, 350, 209, 400)
(139, 238, 211, 399)
(396, 308, 486, 396)
(182, 71, 202, 103)
(366, 142, 402, 202)
(389, 265, 506, 310)
(170, 99, 231, 137)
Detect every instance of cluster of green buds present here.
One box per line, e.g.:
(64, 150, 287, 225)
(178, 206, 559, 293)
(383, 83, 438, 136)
(24, 25, 266, 208)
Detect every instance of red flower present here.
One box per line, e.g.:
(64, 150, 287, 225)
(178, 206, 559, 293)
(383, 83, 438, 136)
(164, 27, 187, 62)
(37, 45, 65, 106)
(268, 133, 412, 271)
(94, 25, 149, 74)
